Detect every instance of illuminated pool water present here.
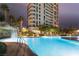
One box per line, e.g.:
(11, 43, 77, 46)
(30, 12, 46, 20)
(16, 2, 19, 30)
(27, 36, 79, 56)
(1, 36, 79, 56)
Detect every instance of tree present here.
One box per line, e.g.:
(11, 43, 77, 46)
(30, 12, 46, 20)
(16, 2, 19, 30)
(39, 25, 61, 35)
(0, 4, 9, 23)
(0, 15, 5, 22)
(17, 16, 24, 27)
(9, 15, 17, 27)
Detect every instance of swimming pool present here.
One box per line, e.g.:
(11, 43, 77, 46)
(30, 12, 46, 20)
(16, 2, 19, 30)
(1, 36, 79, 56)
(27, 36, 79, 56)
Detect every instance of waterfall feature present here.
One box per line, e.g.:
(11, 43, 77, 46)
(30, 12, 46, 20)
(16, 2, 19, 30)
(5, 25, 17, 38)
(11, 28, 17, 38)
(0, 25, 18, 38)
(0, 25, 19, 42)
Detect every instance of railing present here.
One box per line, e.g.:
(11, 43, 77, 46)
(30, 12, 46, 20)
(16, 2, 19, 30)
(15, 37, 27, 55)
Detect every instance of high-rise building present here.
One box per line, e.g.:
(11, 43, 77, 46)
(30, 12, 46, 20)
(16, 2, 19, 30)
(27, 3, 58, 28)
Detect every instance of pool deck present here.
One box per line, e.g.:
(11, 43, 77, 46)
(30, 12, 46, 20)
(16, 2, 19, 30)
(3, 42, 37, 56)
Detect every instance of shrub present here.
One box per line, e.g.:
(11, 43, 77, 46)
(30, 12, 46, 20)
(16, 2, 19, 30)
(0, 42, 7, 56)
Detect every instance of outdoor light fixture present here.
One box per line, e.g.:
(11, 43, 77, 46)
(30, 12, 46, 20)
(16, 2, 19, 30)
(21, 27, 28, 33)
(76, 30, 79, 32)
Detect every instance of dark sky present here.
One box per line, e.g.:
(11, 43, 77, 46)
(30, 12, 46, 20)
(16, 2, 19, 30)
(7, 3, 27, 26)
(59, 3, 79, 28)
(7, 3, 27, 19)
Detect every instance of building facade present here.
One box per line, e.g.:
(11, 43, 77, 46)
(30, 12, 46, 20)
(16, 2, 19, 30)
(27, 3, 59, 28)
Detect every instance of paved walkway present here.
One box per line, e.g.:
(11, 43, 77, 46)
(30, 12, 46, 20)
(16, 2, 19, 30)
(3, 42, 37, 56)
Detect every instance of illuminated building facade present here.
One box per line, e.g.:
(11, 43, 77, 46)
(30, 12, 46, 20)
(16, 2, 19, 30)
(27, 3, 59, 27)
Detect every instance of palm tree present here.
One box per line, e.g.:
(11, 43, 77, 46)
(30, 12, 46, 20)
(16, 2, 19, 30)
(39, 25, 51, 35)
(0, 15, 5, 22)
(17, 16, 24, 36)
(0, 4, 9, 23)
(9, 15, 17, 27)
(17, 16, 24, 28)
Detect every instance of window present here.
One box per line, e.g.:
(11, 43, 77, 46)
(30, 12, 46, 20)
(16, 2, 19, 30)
(39, 18, 41, 20)
(33, 17, 35, 19)
(36, 7, 38, 12)
(36, 21, 38, 24)
(54, 11, 56, 15)
(54, 6, 56, 10)
(33, 10, 35, 11)
(36, 3, 38, 5)
(44, 10, 45, 14)
(44, 4, 45, 8)
(33, 24, 35, 27)
(33, 13, 35, 15)
(54, 3, 57, 5)
(39, 11, 41, 13)
(39, 15, 41, 17)
(33, 21, 35, 23)
(39, 8, 41, 9)
(44, 16, 45, 20)
(54, 16, 57, 20)
(36, 14, 38, 19)
(33, 6, 35, 8)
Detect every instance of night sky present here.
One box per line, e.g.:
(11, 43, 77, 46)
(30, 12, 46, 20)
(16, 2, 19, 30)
(0, 3, 79, 28)
(59, 3, 79, 28)
(8, 4, 27, 19)
(7, 3, 27, 26)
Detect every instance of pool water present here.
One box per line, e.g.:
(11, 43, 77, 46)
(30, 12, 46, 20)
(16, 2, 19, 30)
(1, 36, 79, 56)
(27, 36, 79, 56)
